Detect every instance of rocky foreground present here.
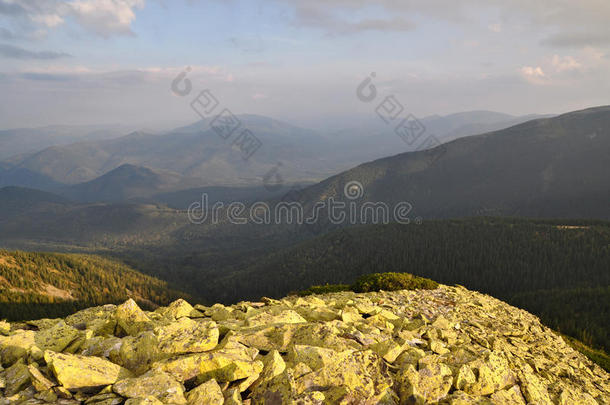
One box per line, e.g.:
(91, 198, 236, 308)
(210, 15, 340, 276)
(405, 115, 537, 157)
(1, 286, 609, 404)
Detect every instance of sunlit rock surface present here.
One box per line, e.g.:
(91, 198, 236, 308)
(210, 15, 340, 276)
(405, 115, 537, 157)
(0, 285, 609, 404)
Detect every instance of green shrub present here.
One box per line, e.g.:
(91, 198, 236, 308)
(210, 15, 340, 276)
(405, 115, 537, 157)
(298, 284, 351, 296)
(352, 272, 438, 293)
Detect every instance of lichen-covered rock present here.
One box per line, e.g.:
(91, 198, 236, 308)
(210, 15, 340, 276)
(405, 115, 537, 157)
(152, 344, 263, 383)
(27, 364, 55, 392)
(3, 360, 31, 396)
(44, 351, 133, 390)
(65, 305, 117, 336)
(35, 321, 82, 353)
(124, 397, 164, 405)
(1, 287, 608, 404)
(0, 330, 36, 366)
(115, 299, 152, 336)
(154, 317, 218, 355)
(397, 363, 453, 403)
(185, 379, 224, 405)
(117, 332, 162, 375)
(157, 299, 203, 320)
(112, 370, 186, 404)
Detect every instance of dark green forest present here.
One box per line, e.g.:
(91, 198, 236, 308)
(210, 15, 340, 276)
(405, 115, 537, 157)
(172, 218, 610, 352)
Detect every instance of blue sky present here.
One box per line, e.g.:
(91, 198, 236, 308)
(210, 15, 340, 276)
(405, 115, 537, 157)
(1, 0, 609, 129)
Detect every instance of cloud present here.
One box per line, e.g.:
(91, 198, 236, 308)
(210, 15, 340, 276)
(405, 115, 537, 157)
(275, 0, 610, 48)
(551, 55, 582, 73)
(542, 32, 610, 48)
(289, 4, 415, 35)
(488, 23, 502, 33)
(520, 66, 547, 84)
(20, 72, 76, 81)
(69, 0, 145, 37)
(0, 0, 145, 38)
(0, 43, 71, 59)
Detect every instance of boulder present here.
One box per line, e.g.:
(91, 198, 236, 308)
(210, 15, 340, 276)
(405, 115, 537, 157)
(112, 370, 187, 404)
(44, 350, 133, 390)
(158, 299, 203, 320)
(0, 330, 36, 366)
(65, 305, 117, 336)
(152, 345, 263, 383)
(34, 321, 82, 352)
(397, 363, 453, 403)
(115, 299, 152, 336)
(186, 379, 224, 405)
(27, 364, 55, 392)
(3, 360, 31, 396)
(154, 317, 219, 354)
(118, 331, 162, 375)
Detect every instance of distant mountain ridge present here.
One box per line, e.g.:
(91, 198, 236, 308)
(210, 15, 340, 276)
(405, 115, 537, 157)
(0, 111, 554, 196)
(293, 106, 610, 220)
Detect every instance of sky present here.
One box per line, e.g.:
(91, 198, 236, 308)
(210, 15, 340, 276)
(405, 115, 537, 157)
(0, 0, 609, 129)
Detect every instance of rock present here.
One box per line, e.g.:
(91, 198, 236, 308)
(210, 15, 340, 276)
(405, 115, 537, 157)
(158, 299, 203, 320)
(185, 379, 224, 405)
(152, 345, 263, 383)
(0, 330, 36, 366)
(1, 286, 608, 405)
(118, 332, 162, 375)
(84, 392, 124, 404)
(124, 397, 164, 405)
(34, 321, 82, 352)
(244, 308, 307, 327)
(65, 305, 117, 336)
(81, 336, 122, 359)
(223, 387, 242, 405)
(3, 360, 31, 396)
(27, 364, 55, 392)
(35, 388, 59, 403)
(44, 350, 133, 390)
(252, 349, 392, 404)
(490, 384, 526, 404)
(115, 299, 152, 336)
(154, 317, 219, 355)
(517, 365, 553, 404)
(453, 364, 476, 391)
(465, 352, 516, 396)
(112, 370, 187, 404)
(254, 349, 286, 386)
(369, 339, 405, 363)
(397, 363, 453, 403)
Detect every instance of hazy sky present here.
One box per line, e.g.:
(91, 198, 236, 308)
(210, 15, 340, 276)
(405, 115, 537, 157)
(1, 0, 609, 129)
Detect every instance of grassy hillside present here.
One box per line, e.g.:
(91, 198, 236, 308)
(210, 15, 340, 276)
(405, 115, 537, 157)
(0, 250, 186, 321)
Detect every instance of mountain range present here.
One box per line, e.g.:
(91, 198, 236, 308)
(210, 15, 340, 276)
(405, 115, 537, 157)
(294, 106, 610, 220)
(0, 111, 552, 202)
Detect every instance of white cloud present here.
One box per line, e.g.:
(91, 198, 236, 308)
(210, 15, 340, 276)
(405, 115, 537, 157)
(0, 0, 145, 37)
(520, 66, 547, 84)
(488, 23, 502, 33)
(69, 0, 144, 37)
(551, 55, 582, 72)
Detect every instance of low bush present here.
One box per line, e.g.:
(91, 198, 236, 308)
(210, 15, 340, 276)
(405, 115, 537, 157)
(352, 272, 438, 293)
